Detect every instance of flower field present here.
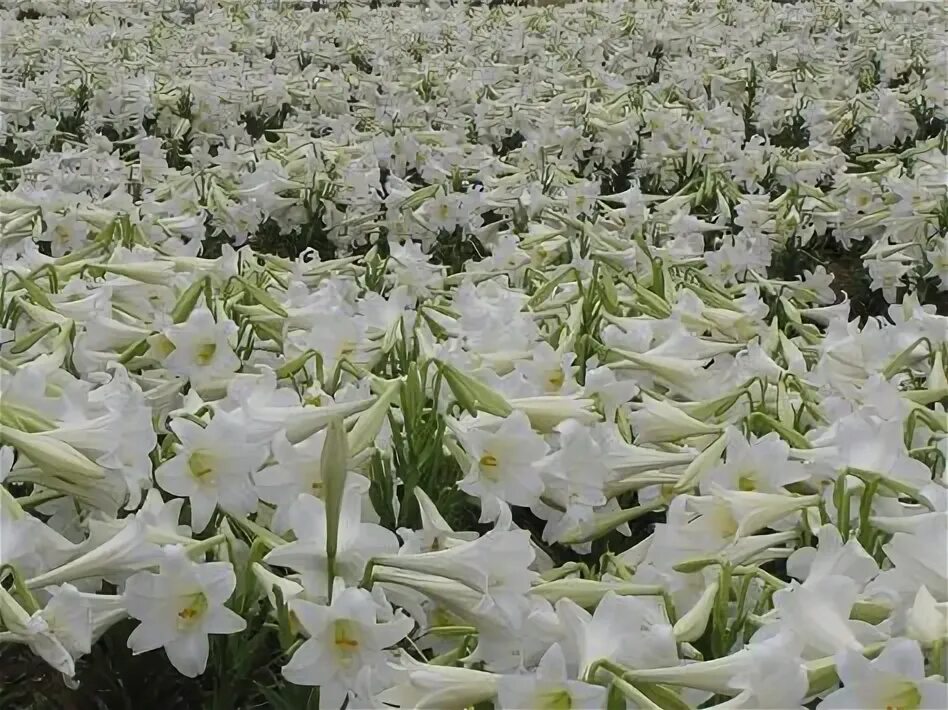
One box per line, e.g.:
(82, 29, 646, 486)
(1, 0, 947, 707)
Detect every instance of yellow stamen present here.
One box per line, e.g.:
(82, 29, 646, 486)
(546, 369, 565, 392)
(188, 451, 215, 480)
(332, 619, 361, 667)
(176, 593, 208, 629)
(195, 342, 217, 365)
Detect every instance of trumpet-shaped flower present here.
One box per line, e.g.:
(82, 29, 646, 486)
(497, 643, 606, 710)
(253, 429, 329, 534)
(156, 412, 267, 532)
(558, 592, 679, 676)
(264, 485, 398, 597)
(282, 582, 413, 709)
(628, 395, 722, 444)
(539, 419, 611, 513)
(811, 413, 931, 489)
(124, 546, 245, 677)
(0, 583, 94, 677)
(514, 342, 579, 396)
(378, 651, 500, 709)
(874, 514, 948, 603)
(375, 506, 538, 628)
(759, 574, 888, 659)
(455, 410, 549, 520)
(26, 515, 161, 589)
(162, 307, 240, 386)
(786, 524, 879, 588)
(817, 638, 948, 710)
(721, 633, 808, 709)
(395, 487, 479, 554)
(701, 429, 808, 494)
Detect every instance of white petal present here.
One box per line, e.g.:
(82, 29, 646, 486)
(202, 605, 246, 636)
(165, 630, 210, 678)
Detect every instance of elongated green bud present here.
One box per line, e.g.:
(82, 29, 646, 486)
(438, 361, 512, 417)
(171, 276, 209, 323)
(322, 417, 348, 599)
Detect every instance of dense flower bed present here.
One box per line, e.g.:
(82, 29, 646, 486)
(1, 0, 946, 707)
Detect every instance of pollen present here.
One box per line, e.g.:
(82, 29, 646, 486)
(332, 619, 361, 665)
(176, 593, 208, 629)
(882, 682, 922, 710)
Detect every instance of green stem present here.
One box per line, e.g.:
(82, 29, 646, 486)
(835, 471, 851, 540)
(609, 677, 664, 710)
(0, 565, 39, 615)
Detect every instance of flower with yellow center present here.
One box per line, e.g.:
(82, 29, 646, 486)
(737, 472, 758, 492)
(545, 368, 566, 393)
(880, 682, 922, 710)
(457, 410, 549, 513)
(187, 451, 216, 480)
(536, 688, 574, 710)
(194, 342, 217, 366)
(816, 638, 945, 710)
(125, 547, 245, 678)
(479, 453, 500, 478)
(163, 306, 240, 387)
(156, 412, 268, 532)
(176, 592, 209, 630)
(282, 584, 413, 708)
(497, 644, 607, 710)
(331, 619, 361, 667)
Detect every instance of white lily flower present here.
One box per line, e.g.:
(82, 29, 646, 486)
(498, 642, 606, 710)
(558, 591, 679, 676)
(156, 411, 267, 532)
(282, 581, 413, 709)
(817, 638, 948, 710)
(161, 307, 240, 386)
(454, 410, 549, 520)
(264, 484, 398, 597)
(124, 546, 245, 678)
(26, 516, 161, 589)
(0, 586, 76, 677)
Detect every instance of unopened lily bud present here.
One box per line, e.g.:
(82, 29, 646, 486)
(348, 380, 401, 455)
(528, 579, 664, 608)
(509, 395, 600, 433)
(673, 580, 719, 642)
(0, 426, 105, 482)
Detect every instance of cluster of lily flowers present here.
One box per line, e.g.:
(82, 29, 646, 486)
(1, 0, 947, 708)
